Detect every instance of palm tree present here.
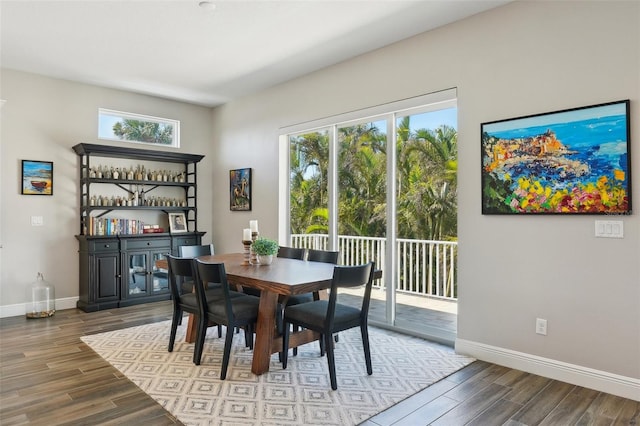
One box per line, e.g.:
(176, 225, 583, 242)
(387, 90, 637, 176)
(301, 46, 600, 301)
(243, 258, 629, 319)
(112, 120, 173, 145)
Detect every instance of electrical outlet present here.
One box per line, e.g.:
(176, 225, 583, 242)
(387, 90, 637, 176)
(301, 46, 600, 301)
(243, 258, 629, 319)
(536, 318, 547, 335)
(31, 216, 44, 226)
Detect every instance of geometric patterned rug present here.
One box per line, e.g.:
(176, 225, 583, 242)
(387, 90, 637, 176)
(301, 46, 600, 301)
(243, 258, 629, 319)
(81, 319, 474, 426)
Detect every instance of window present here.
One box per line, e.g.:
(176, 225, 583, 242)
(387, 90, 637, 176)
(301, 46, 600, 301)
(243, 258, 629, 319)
(98, 108, 180, 148)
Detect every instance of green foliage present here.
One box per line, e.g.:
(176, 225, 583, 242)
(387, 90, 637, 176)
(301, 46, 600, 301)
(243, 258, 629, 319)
(252, 237, 279, 255)
(288, 117, 458, 242)
(113, 119, 173, 145)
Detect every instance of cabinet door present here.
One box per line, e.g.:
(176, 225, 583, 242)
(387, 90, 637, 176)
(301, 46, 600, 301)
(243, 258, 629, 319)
(125, 251, 149, 297)
(94, 252, 120, 301)
(151, 250, 170, 293)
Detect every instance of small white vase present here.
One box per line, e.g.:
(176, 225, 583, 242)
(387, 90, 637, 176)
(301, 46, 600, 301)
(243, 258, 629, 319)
(257, 254, 273, 265)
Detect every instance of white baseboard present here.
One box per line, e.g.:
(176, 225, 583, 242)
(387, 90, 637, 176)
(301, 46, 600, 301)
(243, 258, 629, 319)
(0, 297, 79, 319)
(455, 338, 640, 402)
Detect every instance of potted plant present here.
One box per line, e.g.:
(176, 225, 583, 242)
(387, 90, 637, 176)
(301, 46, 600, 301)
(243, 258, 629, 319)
(252, 237, 278, 265)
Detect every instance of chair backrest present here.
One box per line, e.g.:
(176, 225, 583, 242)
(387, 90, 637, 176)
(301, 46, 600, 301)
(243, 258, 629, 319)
(326, 262, 375, 328)
(166, 254, 196, 301)
(307, 249, 339, 264)
(179, 244, 214, 258)
(277, 246, 306, 260)
(193, 259, 234, 321)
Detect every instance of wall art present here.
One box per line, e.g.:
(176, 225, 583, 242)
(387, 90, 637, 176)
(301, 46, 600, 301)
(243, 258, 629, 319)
(481, 100, 631, 214)
(230, 168, 251, 211)
(21, 160, 53, 195)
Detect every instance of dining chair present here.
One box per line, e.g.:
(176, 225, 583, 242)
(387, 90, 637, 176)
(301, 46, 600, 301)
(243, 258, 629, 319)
(277, 246, 306, 260)
(179, 244, 214, 258)
(166, 254, 223, 352)
(177, 244, 214, 294)
(307, 248, 339, 264)
(282, 262, 375, 390)
(305, 248, 341, 349)
(193, 259, 261, 379)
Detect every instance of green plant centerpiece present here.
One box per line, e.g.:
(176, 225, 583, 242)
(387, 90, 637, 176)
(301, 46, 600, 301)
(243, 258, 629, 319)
(252, 237, 278, 265)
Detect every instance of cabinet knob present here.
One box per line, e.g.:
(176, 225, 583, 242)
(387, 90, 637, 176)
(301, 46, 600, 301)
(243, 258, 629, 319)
(104, 244, 110, 248)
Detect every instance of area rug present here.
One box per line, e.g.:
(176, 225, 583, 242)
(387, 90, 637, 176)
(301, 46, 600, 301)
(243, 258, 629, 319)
(81, 320, 474, 426)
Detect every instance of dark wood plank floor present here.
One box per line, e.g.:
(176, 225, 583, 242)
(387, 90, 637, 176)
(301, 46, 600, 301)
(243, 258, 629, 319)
(1, 301, 638, 425)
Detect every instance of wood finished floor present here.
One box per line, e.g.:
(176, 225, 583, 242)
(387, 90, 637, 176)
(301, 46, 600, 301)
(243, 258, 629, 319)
(1, 301, 638, 426)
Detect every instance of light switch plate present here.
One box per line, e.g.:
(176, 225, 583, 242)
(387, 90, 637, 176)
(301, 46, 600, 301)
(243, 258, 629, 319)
(595, 220, 623, 238)
(31, 216, 43, 226)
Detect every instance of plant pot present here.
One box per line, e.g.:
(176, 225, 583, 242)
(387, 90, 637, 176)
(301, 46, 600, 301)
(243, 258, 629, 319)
(257, 254, 273, 265)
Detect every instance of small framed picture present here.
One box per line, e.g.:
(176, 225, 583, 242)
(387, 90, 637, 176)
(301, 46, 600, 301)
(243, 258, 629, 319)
(22, 160, 53, 195)
(168, 212, 188, 233)
(230, 168, 251, 211)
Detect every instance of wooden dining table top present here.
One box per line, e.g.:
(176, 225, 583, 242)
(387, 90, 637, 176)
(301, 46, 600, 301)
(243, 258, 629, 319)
(195, 252, 338, 295)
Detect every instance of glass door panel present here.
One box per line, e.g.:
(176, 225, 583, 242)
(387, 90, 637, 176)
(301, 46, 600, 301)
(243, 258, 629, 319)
(395, 107, 458, 340)
(288, 129, 330, 249)
(152, 251, 169, 293)
(128, 252, 147, 296)
(337, 119, 387, 322)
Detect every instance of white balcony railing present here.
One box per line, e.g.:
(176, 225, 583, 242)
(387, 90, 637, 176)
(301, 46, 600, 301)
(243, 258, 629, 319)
(291, 234, 458, 301)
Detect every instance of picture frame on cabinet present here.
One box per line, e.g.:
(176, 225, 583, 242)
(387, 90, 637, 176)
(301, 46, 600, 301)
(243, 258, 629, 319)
(168, 212, 188, 233)
(230, 168, 251, 211)
(21, 160, 53, 195)
(481, 99, 631, 215)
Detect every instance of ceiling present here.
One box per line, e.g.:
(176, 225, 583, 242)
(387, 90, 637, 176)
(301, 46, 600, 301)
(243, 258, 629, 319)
(1, 0, 511, 107)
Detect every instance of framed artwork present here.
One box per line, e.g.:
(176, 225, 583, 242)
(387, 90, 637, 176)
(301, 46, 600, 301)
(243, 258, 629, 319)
(168, 212, 188, 233)
(230, 168, 251, 211)
(481, 100, 631, 214)
(21, 160, 53, 195)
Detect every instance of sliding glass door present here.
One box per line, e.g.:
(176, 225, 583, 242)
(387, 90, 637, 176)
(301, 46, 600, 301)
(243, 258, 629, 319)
(281, 90, 458, 343)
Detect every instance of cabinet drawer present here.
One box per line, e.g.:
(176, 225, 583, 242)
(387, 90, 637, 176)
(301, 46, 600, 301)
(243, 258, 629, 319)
(124, 238, 171, 250)
(90, 240, 119, 253)
(174, 236, 198, 247)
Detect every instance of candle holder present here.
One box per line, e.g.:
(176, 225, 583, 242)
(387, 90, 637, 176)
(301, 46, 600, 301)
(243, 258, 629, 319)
(242, 240, 252, 265)
(250, 231, 259, 265)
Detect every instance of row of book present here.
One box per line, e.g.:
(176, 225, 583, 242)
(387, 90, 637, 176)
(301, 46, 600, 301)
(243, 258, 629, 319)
(86, 217, 164, 236)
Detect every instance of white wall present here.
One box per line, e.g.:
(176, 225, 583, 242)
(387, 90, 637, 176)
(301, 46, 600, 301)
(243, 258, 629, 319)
(209, 0, 639, 398)
(0, 70, 214, 313)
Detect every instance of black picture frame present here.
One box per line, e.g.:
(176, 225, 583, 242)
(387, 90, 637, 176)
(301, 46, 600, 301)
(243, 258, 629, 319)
(481, 100, 631, 215)
(230, 168, 251, 211)
(21, 160, 53, 195)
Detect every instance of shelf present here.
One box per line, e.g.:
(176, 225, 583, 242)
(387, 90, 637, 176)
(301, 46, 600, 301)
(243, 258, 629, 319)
(83, 206, 194, 212)
(82, 178, 193, 187)
(73, 143, 204, 163)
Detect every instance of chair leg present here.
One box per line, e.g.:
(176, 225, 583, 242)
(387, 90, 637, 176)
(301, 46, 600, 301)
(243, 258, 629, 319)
(325, 333, 338, 390)
(220, 324, 235, 380)
(193, 317, 207, 365)
(168, 308, 181, 352)
(282, 321, 290, 369)
(361, 324, 372, 375)
(218, 324, 222, 338)
(319, 334, 326, 356)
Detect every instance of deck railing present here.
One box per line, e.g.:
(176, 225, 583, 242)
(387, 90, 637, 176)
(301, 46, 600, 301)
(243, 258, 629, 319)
(291, 234, 458, 300)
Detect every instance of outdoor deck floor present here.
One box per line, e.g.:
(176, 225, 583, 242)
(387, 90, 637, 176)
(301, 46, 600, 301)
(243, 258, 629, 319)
(341, 288, 458, 345)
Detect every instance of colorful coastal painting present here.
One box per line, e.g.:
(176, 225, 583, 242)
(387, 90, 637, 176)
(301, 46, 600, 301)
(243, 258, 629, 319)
(230, 168, 251, 211)
(481, 100, 630, 214)
(21, 160, 53, 195)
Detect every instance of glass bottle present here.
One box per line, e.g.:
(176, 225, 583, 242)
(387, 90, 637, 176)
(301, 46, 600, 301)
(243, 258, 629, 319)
(26, 272, 55, 319)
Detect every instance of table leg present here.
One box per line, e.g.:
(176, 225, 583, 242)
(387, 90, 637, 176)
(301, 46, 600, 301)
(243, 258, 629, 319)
(251, 290, 278, 375)
(185, 314, 196, 343)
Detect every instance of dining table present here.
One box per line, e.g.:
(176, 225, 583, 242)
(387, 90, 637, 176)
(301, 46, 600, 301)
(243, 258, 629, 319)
(159, 252, 343, 375)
